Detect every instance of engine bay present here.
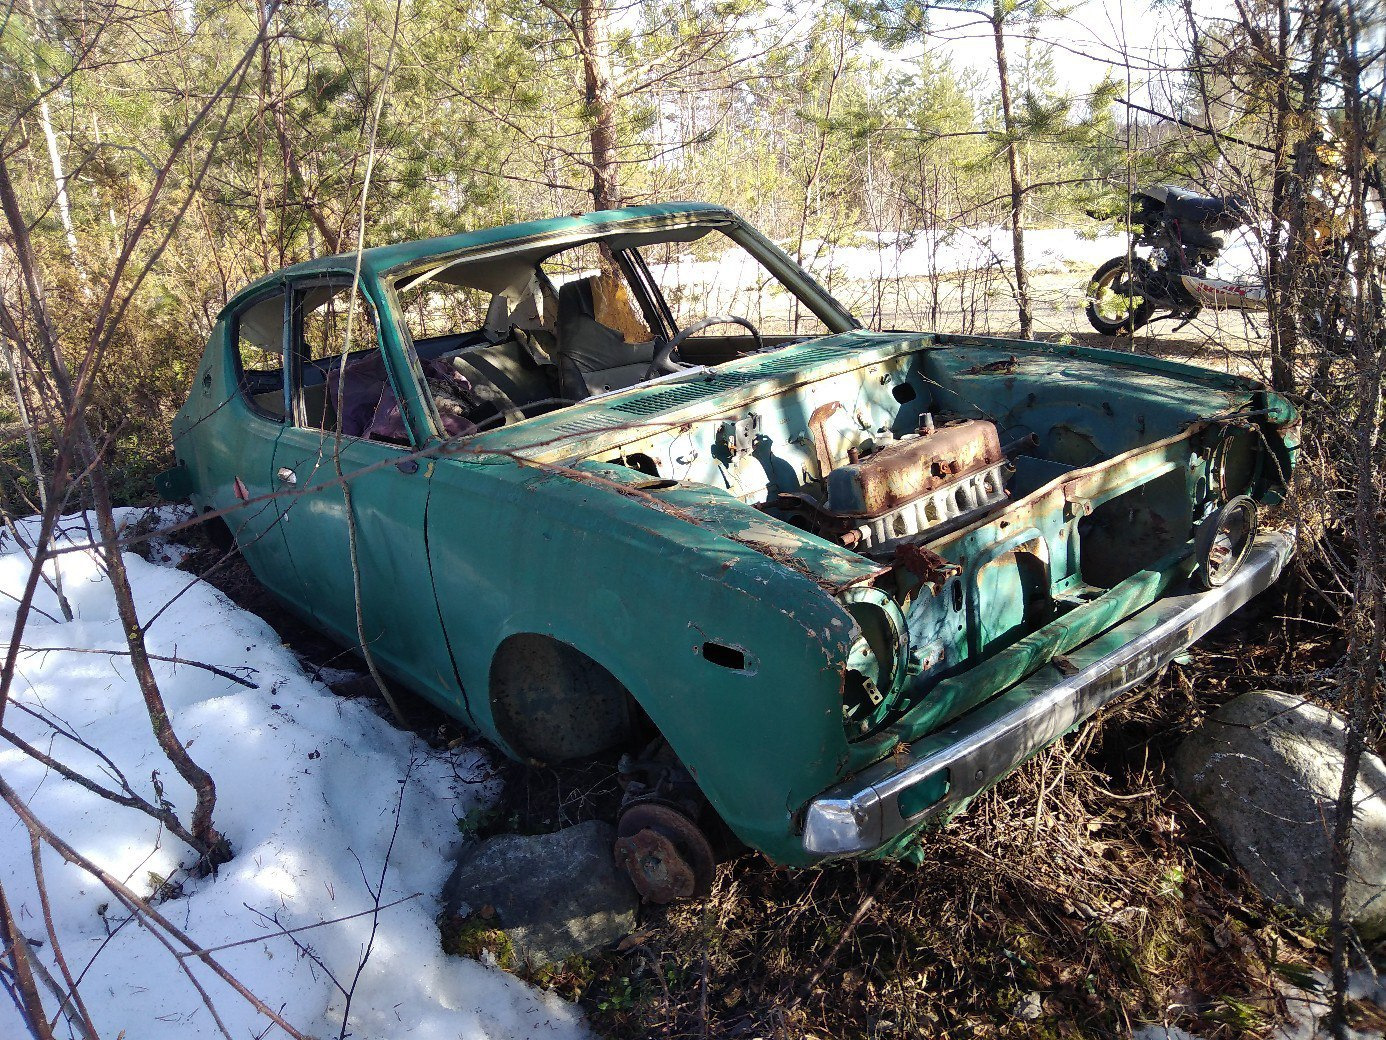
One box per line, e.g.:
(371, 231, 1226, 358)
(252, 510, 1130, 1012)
(538, 333, 1289, 742)
(588, 346, 1034, 565)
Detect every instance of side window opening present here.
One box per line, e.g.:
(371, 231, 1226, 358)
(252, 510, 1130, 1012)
(395, 279, 495, 348)
(291, 285, 407, 444)
(234, 292, 287, 420)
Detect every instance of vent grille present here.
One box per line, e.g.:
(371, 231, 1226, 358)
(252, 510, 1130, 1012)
(609, 372, 760, 416)
(753, 344, 857, 372)
(546, 412, 627, 435)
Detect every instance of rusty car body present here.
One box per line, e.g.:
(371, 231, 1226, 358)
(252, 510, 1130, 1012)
(164, 203, 1297, 900)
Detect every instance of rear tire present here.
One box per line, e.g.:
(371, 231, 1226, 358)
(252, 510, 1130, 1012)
(1086, 255, 1156, 335)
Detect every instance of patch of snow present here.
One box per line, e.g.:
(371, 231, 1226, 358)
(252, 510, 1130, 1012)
(650, 226, 1134, 301)
(1129, 964, 1386, 1040)
(1131, 1025, 1204, 1040)
(1272, 968, 1383, 1040)
(645, 224, 1269, 312)
(0, 510, 590, 1039)
(803, 227, 1131, 282)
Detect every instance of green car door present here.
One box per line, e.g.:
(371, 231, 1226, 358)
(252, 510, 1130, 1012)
(210, 286, 305, 606)
(269, 278, 467, 717)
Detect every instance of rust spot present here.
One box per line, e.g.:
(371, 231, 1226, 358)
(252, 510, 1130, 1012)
(828, 418, 1001, 518)
(614, 828, 696, 903)
(891, 543, 961, 595)
(807, 401, 845, 479)
(614, 802, 715, 903)
(964, 354, 1019, 375)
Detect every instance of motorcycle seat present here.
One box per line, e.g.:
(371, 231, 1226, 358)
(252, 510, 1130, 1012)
(1151, 184, 1249, 230)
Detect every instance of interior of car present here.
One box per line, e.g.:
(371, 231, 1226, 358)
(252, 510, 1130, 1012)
(234, 224, 834, 444)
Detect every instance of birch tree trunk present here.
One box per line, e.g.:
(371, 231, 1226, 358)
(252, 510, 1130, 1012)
(992, 2, 1032, 339)
(24, 0, 79, 265)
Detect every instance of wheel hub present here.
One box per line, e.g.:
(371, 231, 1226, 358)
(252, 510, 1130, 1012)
(613, 802, 715, 903)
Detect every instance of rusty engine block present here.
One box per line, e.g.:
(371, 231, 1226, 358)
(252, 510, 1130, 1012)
(781, 415, 1010, 551)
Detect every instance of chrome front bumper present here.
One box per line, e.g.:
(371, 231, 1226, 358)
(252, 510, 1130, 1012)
(802, 530, 1295, 857)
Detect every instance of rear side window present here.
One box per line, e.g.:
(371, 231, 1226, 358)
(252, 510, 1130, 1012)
(234, 293, 286, 420)
(395, 279, 494, 343)
(298, 285, 380, 366)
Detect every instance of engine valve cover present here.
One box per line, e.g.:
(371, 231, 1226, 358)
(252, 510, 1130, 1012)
(825, 418, 1003, 518)
(851, 463, 1008, 550)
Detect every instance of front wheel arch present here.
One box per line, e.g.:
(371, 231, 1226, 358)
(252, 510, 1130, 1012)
(487, 633, 637, 763)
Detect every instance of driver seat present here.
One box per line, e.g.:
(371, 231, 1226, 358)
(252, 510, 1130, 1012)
(555, 275, 659, 401)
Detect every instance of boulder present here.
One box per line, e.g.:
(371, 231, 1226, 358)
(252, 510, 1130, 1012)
(442, 819, 639, 967)
(1171, 690, 1386, 938)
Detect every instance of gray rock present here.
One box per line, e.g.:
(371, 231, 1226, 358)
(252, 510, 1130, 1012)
(442, 820, 639, 967)
(1131, 1026, 1203, 1040)
(1171, 690, 1386, 938)
(1013, 991, 1044, 1021)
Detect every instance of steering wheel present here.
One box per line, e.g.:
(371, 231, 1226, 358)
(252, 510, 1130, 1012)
(649, 315, 764, 375)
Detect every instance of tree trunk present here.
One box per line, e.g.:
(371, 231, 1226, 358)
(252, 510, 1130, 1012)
(1265, 0, 1298, 391)
(0, 320, 73, 621)
(580, 0, 621, 211)
(992, 3, 1032, 339)
(24, 0, 79, 266)
(1327, 23, 1383, 1036)
(0, 880, 55, 1040)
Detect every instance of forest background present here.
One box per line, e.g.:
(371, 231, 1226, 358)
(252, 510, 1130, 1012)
(0, 0, 1303, 503)
(0, 0, 1383, 1037)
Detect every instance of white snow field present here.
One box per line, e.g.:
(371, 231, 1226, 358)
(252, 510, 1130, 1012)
(647, 224, 1265, 333)
(0, 509, 590, 1040)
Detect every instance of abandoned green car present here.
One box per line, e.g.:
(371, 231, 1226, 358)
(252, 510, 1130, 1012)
(164, 203, 1297, 901)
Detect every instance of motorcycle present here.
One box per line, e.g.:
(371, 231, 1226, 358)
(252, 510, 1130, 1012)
(1086, 184, 1264, 335)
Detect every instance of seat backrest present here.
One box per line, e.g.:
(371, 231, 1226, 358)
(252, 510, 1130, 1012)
(325, 351, 389, 437)
(482, 293, 511, 343)
(447, 338, 555, 411)
(555, 275, 656, 400)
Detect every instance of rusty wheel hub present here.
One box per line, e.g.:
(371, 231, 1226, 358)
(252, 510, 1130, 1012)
(613, 802, 715, 904)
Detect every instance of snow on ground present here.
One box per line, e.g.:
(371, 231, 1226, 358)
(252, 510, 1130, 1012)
(789, 225, 1264, 284)
(647, 223, 1267, 329)
(804, 227, 1131, 282)
(1131, 966, 1386, 1040)
(0, 509, 590, 1040)
(654, 227, 1133, 290)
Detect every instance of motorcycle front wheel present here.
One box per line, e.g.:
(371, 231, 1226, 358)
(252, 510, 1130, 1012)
(1086, 254, 1156, 335)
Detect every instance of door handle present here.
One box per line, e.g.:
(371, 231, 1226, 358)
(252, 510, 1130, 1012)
(276, 467, 298, 487)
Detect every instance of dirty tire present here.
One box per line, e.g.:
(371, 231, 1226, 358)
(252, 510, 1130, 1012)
(1086, 254, 1155, 335)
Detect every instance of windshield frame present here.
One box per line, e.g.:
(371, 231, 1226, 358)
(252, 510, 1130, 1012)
(375, 211, 863, 441)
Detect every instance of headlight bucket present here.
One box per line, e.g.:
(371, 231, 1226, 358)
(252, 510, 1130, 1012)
(839, 586, 910, 737)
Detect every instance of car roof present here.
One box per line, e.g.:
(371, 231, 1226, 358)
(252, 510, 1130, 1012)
(222, 202, 737, 315)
